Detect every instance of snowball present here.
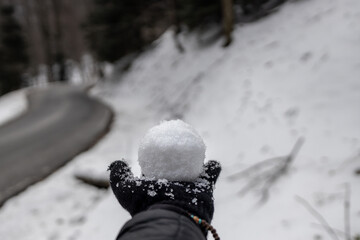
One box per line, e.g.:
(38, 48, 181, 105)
(138, 120, 206, 181)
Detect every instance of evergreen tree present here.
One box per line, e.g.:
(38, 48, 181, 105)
(236, 0, 287, 20)
(177, 0, 222, 30)
(84, 0, 150, 62)
(0, 5, 28, 95)
(176, 0, 233, 47)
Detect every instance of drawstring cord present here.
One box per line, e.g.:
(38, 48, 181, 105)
(189, 214, 220, 240)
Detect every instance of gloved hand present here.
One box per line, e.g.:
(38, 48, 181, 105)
(108, 160, 221, 223)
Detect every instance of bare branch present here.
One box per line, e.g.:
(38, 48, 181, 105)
(295, 195, 340, 240)
(229, 137, 304, 204)
(258, 137, 304, 203)
(344, 183, 351, 240)
(228, 156, 284, 181)
(311, 223, 346, 238)
(287, 137, 305, 163)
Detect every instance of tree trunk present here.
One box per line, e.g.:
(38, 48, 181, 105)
(35, 0, 54, 82)
(23, 0, 36, 73)
(221, 0, 234, 47)
(170, 0, 184, 53)
(52, 0, 66, 82)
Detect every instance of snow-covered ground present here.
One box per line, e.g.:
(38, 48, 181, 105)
(0, 89, 27, 126)
(0, 0, 359, 239)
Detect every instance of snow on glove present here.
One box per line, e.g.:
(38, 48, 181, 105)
(108, 160, 221, 223)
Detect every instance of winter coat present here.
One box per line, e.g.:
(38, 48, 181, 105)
(116, 204, 206, 240)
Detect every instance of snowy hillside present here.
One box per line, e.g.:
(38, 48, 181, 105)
(0, 0, 359, 239)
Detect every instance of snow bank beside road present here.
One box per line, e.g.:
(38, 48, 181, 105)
(0, 89, 27, 126)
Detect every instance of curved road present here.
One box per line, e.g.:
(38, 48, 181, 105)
(0, 85, 113, 206)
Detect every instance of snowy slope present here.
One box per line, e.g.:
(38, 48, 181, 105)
(82, 0, 360, 238)
(0, 0, 359, 239)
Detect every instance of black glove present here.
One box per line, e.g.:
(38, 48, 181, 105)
(108, 160, 221, 223)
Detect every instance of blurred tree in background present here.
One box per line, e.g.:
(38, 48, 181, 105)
(236, 0, 287, 21)
(84, 0, 170, 63)
(177, 0, 222, 30)
(0, 5, 28, 95)
(84, 0, 233, 61)
(0, 0, 288, 94)
(0, 0, 92, 91)
(84, 0, 145, 62)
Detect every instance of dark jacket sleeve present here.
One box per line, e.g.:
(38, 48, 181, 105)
(116, 208, 206, 240)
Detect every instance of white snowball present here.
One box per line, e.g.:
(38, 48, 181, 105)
(138, 120, 206, 181)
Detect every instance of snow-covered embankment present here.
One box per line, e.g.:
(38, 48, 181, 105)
(0, 89, 27, 126)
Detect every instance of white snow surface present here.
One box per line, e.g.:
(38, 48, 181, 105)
(0, 89, 27, 126)
(0, 0, 360, 239)
(138, 119, 206, 181)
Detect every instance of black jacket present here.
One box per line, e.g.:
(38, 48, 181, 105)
(116, 205, 206, 240)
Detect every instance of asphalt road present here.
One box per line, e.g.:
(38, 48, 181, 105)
(0, 85, 113, 206)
